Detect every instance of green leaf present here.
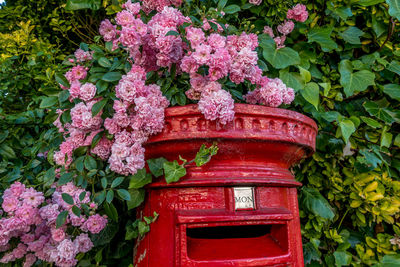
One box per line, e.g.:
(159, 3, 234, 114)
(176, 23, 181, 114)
(91, 222, 118, 246)
(102, 72, 122, 82)
(98, 57, 112, 68)
(301, 82, 320, 110)
(106, 190, 114, 203)
(62, 193, 74, 205)
(129, 168, 152, 189)
(127, 189, 145, 210)
(308, 26, 338, 52)
(111, 177, 124, 188)
(360, 116, 382, 128)
(194, 143, 218, 167)
(72, 206, 81, 217)
(299, 67, 311, 83)
(334, 251, 352, 267)
(260, 36, 300, 69)
(58, 90, 70, 103)
(383, 84, 400, 101)
(357, 0, 384, 6)
(303, 239, 321, 264)
(218, 0, 228, 9)
(0, 143, 16, 159)
(66, 0, 101, 10)
(95, 191, 106, 205)
(55, 73, 70, 88)
(101, 177, 108, 189)
(301, 187, 335, 220)
(279, 69, 304, 91)
(79, 191, 86, 201)
(339, 60, 375, 97)
(387, 0, 400, 21)
(104, 202, 118, 221)
(138, 221, 150, 236)
(40, 96, 58, 108)
(387, 60, 400, 76)
(363, 101, 395, 124)
(58, 173, 74, 186)
(339, 119, 356, 143)
(165, 30, 179, 36)
(117, 189, 131, 201)
(75, 156, 85, 172)
(91, 99, 107, 117)
(339, 26, 364, 44)
(96, 80, 109, 94)
(147, 157, 168, 177)
(163, 160, 187, 184)
(381, 131, 393, 148)
(84, 155, 97, 170)
(224, 4, 241, 14)
(56, 210, 68, 228)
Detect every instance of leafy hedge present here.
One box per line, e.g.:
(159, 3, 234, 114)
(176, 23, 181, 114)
(1, 0, 400, 266)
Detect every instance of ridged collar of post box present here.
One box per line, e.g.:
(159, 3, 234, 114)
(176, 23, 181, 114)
(144, 104, 318, 188)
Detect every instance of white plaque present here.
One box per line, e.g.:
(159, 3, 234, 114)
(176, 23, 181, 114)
(234, 187, 255, 210)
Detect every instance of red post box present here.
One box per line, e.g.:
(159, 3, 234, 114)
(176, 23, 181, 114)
(134, 104, 317, 267)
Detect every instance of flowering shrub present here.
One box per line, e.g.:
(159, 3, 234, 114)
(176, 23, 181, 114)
(53, 1, 303, 178)
(0, 182, 106, 266)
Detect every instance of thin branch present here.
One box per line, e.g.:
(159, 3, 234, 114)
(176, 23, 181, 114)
(378, 17, 395, 51)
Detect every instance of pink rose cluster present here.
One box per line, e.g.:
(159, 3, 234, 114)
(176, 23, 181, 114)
(0, 182, 107, 267)
(244, 78, 295, 108)
(54, 1, 296, 176)
(263, 4, 308, 48)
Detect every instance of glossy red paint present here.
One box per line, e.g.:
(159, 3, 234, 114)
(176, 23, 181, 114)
(134, 104, 317, 267)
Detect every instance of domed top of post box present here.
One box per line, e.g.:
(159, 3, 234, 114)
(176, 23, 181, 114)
(144, 104, 318, 188)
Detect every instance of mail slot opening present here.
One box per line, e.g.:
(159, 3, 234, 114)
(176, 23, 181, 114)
(186, 224, 288, 260)
(187, 225, 271, 239)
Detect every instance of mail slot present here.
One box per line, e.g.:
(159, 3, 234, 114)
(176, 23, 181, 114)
(134, 104, 317, 267)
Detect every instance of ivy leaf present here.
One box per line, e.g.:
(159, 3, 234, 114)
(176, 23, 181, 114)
(339, 118, 356, 143)
(129, 168, 152, 189)
(195, 143, 218, 167)
(339, 26, 364, 44)
(387, 0, 400, 21)
(303, 239, 321, 264)
(363, 101, 395, 124)
(301, 82, 320, 110)
(279, 69, 304, 91)
(163, 160, 186, 184)
(56, 210, 68, 228)
(307, 26, 338, 52)
(358, 0, 384, 6)
(383, 84, 400, 101)
(339, 60, 375, 97)
(334, 251, 352, 266)
(147, 157, 168, 177)
(260, 36, 300, 69)
(300, 187, 335, 220)
(360, 116, 382, 128)
(127, 189, 145, 210)
(66, 0, 101, 10)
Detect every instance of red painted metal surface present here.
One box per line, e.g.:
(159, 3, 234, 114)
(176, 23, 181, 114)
(134, 104, 317, 267)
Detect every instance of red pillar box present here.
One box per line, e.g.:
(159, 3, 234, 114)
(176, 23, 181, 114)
(134, 104, 317, 267)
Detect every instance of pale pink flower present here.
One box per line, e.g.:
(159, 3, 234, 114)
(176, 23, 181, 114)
(116, 10, 135, 27)
(186, 27, 206, 48)
(51, 228, 66, 242)
(2, 197, 19, 213)
(84, 215, 107, 234)
(123, 1, 141, 15)
(74, 49, 92, 62)
(23, 253, 36, 267)
(249, 0, 262, 5)
(79, 83, 97, 102)
(20, 188, 44, 208)
(57, 239, 78, 260)
(263, 26, 274, 37)
(73, 233, 93, 253)
(198, 88, 235, 125)
(277, 20, 295, 35)
(287, 4, 308, 22)
(99, 19, 117, 42)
